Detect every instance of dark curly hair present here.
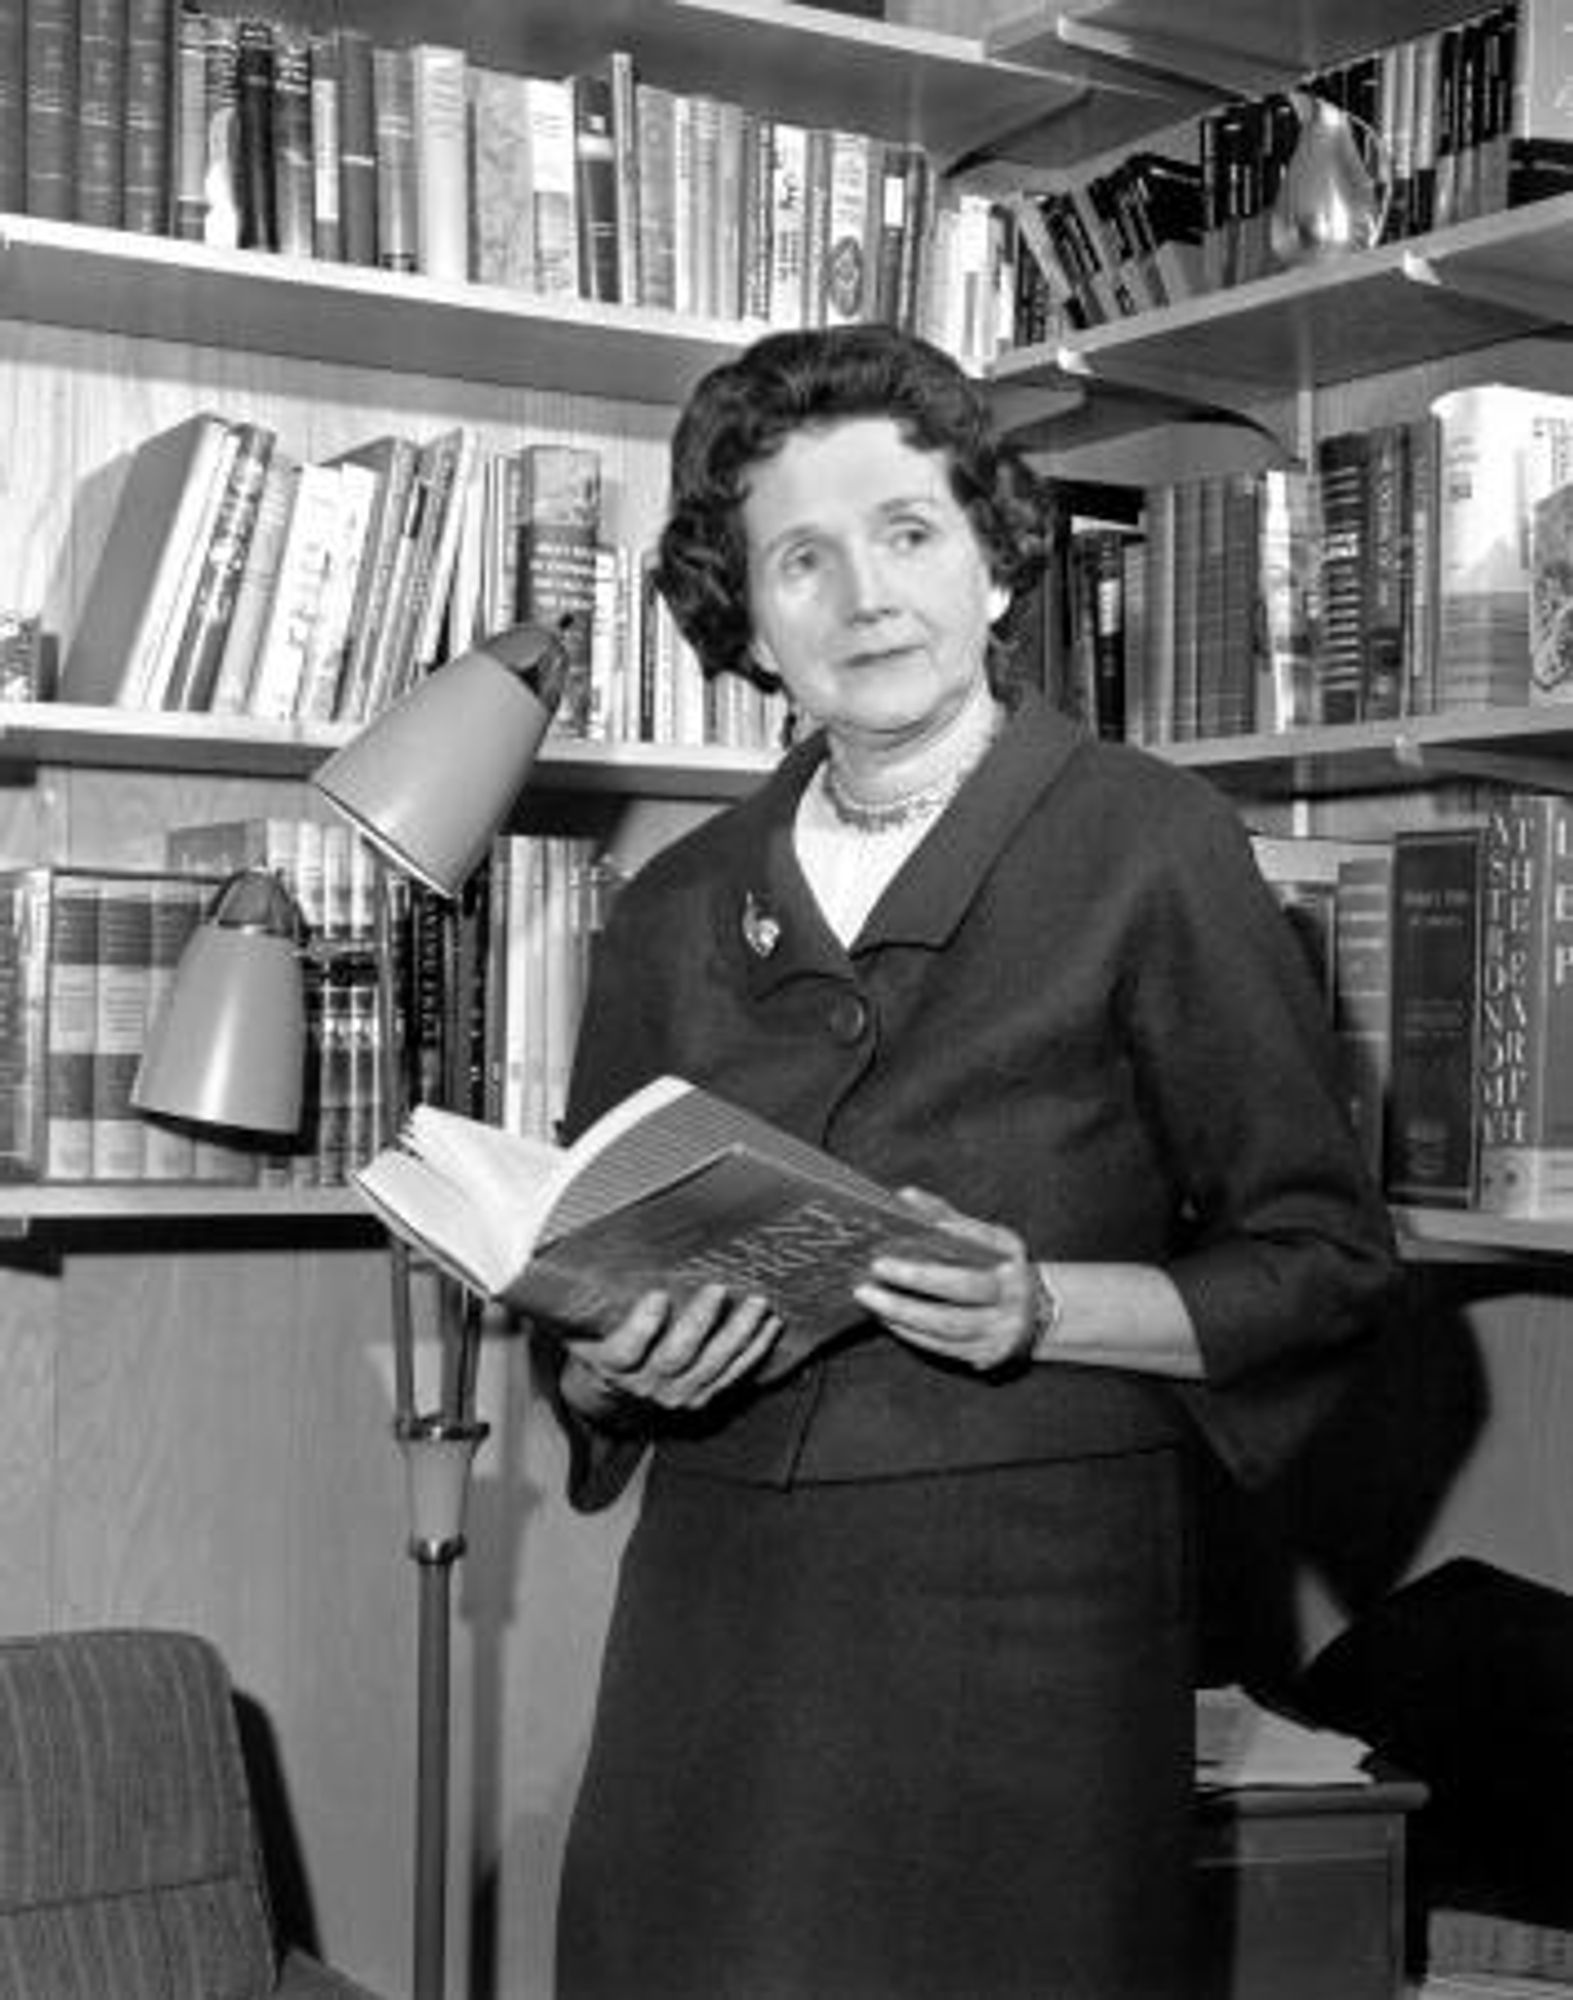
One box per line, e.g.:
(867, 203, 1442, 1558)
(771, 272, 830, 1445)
(655, 324, 1052, 687)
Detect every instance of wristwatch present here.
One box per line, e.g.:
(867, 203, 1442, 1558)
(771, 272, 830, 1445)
(1029, 1263, 1064, 1352)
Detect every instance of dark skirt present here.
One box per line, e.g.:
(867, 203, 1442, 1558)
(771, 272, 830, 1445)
(557, 1447, 1197, 2000)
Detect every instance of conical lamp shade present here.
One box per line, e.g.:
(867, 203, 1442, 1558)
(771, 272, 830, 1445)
(314, 623, 568, 898)
(132, 872, 307, 1135)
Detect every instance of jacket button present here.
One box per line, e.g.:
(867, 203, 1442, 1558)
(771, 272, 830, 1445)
(827, 994, 870, 1044)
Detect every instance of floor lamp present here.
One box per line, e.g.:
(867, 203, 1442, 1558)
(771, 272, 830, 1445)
(137, 620, 568, 2000)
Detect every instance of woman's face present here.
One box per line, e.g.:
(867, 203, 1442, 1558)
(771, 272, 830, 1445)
(740, 415, 1004, 756)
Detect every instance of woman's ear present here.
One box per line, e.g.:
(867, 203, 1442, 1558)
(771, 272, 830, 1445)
(987, 583, 1011, 625)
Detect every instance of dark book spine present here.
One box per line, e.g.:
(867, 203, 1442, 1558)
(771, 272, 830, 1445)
(371, 43, 416, 273)
(1314, 429, 1371, 725)
(270, 24, 313, 258)
(573, 71, 620, 303)
(235, 15, 276, 250)
(164, 422, 275, 712)
(335, 25, 376, 265)
(1362, 421, 1409, 720)
(0, 0, 23, 213)
(1384, 827, 1486, 1207)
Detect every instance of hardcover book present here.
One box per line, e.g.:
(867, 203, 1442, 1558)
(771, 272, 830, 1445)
(355, 1075, 996, 1385)
(1384, 826, 1486, 1209)
(1477, 792, 1573, 1215)
(514, 442, 601, 738)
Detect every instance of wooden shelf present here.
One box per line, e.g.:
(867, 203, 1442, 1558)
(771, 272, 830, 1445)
(996, 0, 1478, 102)
(0, 703, 773, 799)
(992, 195, 1573, 435)
(1394, 1206, 1573, 1263)
(0, 1183, 376, 1230)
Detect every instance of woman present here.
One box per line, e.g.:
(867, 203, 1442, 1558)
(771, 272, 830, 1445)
(549, 324, 1398, 1999)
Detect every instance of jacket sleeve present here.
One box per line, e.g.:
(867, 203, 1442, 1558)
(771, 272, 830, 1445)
(1124, 791, 1402, 1486)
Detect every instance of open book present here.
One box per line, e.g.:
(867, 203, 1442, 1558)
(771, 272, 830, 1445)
(353, 1075, 997, 1383)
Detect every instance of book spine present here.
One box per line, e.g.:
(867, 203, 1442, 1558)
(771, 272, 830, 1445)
(234, 14, 276, 251)
(0, 871, 47, 1181)
(1478, 793, 1573, 1214)
(25, 0, 78, 221)
(244, 461, 345, 722)
(90, 875, 152, 1181)
(1384, 827, 1486, 1207)
(1362, 420, 1408, 720)
(270, 24, 313, 259)
(0, 0, 23, 213)
(767, 120, 809, 329)
(514, 443, 601, 739)
(607, 49, 640, 307)
(170, 0, 206, 240)
(525, 74, 576, 299)
(294, 459, 377, 720)
(470, 68, 536, 293)
(572, 69, 620, 303)
(335, 25, 376, 265)
(122, 0, 176, 235)
(141, 875, 203, 1180)
(411, 43, 469, 283)
(372, 43, 416, 273)
(75, 0, 127, 228)
(163, 420, 276, 712)
(200, 11, 241, 247)
(1313, 429, 1370, 725)
(44, 872, 98, 1183)
(307, 30, 341, 260)
(635, 82, 677, 311)
(1333, 850, 1395, 1182)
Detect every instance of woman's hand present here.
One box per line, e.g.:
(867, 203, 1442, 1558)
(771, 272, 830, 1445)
(853, 1187, 1045, 1373)
(559, 1283, 782, 1416)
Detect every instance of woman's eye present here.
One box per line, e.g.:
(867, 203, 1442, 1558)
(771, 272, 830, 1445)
(778, 545, 820, 580)
(889, 519, 933, 552)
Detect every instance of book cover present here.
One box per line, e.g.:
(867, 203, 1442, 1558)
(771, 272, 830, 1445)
(411, 43, 468, 283)
(1384, 826, 1486, 1209)
(243, 459, 349, 722)
(1477, 792, 1573, 1215)
(122, 0, 176, 235)
(206, 447, 298, 714)
(767, 119, 810, 330)
(60, 412, 237, 708)
(355, 1075, 997, 1385)
(325, 432, 419, 722)
(1313, 428, 1370, 726)
(514, 442, 600, 738)
(1432, 381, 1573, 709)
(75, 0, 127, 228)
(293, 458, 378, 721)
(141, 874, 205, 1180)
(163, 419, 277, 712)
(821, 127, 874, 327)
(1530, 477, 1573, 702)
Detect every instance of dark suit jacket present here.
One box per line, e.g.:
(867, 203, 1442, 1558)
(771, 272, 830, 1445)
(556, 692, 1400, 1504)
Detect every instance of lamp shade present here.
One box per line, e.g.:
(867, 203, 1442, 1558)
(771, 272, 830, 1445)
(132, 870, 307, 1135)
(313, 622, 569, 898)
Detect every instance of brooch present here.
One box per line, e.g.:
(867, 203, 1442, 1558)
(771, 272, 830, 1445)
(741, 891, 781, 959)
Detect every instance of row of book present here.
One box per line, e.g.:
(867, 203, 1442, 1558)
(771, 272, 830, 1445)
(1013, 0, 1573, 340)
(1042, 378, 1573, 748)
(1256, 796, 1573, 1219)
(53, 409, 791, 751)
(0, 814, 622, 1186)
(3, 1, 1014, 363)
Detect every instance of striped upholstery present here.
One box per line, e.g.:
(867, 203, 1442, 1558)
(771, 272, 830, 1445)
(0, 1629, 378, 2000)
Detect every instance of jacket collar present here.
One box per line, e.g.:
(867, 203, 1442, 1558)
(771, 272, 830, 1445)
(728, 691, 1086, 998)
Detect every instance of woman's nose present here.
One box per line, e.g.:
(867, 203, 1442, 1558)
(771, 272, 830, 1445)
(842, 543, 891, 618)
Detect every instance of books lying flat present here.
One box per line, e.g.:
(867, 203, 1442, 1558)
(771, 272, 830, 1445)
(354, 1074, 996, 1383)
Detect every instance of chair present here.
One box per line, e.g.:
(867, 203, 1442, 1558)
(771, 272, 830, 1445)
(0, 1626, 383, 1999)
